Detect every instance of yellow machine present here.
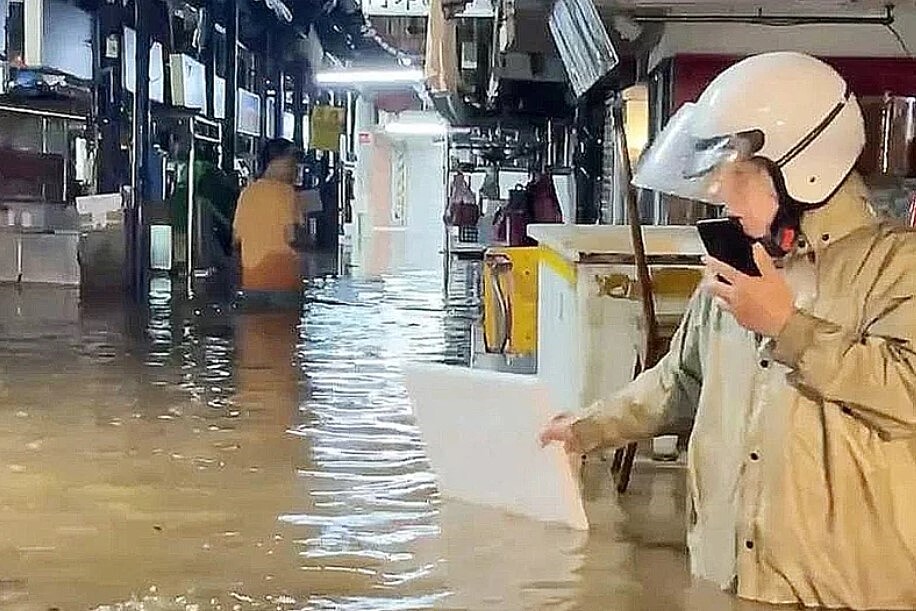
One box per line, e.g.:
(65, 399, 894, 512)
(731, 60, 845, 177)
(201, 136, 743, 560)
(482, 247, 539, 356)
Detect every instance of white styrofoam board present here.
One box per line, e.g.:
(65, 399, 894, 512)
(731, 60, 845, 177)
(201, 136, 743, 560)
(404, 363, 588, 530)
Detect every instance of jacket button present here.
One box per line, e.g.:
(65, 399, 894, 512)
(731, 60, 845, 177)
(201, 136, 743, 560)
(759, 359, 770, 368)
(750, 452, 760, 461)
(841, 406, 853, 416)
(821, 233, 830, 242)
(746, 540, 755, 550)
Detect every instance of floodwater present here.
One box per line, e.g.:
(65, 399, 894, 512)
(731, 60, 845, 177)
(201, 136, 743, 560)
(0, 259, 778, 610)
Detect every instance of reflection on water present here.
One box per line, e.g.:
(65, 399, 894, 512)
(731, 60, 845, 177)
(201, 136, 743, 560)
(0, 263, 776, 610)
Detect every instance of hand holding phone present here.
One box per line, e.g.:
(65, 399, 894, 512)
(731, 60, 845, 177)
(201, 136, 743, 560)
(696, 218, 761, 278)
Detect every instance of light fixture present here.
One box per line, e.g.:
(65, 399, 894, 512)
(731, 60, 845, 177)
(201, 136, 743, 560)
(384, 121, 450, 136)
(314, 68, 425, 86)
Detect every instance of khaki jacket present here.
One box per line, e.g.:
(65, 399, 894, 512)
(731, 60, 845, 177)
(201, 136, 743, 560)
(571, 174, 916, 610)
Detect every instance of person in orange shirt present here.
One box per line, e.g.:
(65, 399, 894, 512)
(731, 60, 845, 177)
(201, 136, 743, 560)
(233, 139, 303, 296)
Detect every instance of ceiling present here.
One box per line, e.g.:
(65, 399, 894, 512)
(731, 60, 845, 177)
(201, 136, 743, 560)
(598, 0, 909, 11)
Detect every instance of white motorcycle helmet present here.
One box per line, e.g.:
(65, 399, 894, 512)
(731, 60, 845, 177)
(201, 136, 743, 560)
(633, 52, 865, 207)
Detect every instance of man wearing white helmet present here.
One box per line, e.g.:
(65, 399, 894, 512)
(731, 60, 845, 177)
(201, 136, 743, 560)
(541, 52, 916, 609)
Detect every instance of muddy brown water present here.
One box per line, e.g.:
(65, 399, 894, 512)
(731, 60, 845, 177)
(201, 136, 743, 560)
(0, 266, 782, 610)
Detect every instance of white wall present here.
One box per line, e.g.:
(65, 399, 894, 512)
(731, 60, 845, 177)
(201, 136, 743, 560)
(350, 105, 448, 276)
(650, 10, 916, 66)
(402, 137, 447, 270)
(351, 96, 377, 242)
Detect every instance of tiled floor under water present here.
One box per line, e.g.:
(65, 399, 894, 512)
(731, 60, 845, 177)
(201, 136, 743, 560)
(0, 265, 785, 610)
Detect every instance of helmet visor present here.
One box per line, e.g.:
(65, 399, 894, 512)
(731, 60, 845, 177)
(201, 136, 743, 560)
(632, 103, 764, 205)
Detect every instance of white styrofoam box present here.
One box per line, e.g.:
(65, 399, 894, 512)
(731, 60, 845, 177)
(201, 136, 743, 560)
(539, 258, 696, 414)
(76, 194, 123, 229)
(404, 362, 588, 530)
(533, 225, 701, 415)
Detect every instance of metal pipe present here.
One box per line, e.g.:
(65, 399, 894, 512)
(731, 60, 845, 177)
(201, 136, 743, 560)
(187, 120, 196, 296)
(276, 70, 286, 138)
(632, 6, 893, 26)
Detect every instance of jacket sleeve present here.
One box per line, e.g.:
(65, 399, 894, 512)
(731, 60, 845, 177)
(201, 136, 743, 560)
(772, 238, 916, 440)
(570, 291, 706, 453)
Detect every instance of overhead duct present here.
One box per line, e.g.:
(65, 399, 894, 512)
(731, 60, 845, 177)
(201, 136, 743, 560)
(629, 5, 894, 26)
(548, 0, 619, 98)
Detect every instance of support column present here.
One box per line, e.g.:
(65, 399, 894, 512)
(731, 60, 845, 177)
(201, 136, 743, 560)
(97, 0, 125, 193)
(202, 2, 216, 119)
(128, 0, 151, 298)
(222, 0, 239, 175)
(292, 72, 304, 147)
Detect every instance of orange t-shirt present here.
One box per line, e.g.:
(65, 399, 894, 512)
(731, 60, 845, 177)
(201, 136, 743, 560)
(232, 179, 300, 292)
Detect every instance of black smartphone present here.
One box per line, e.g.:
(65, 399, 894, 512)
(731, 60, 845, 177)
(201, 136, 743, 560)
(696, 218, 761, 277)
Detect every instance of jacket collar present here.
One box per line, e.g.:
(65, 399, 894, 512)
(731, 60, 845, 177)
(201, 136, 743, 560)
(793, 172, 876, 255)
